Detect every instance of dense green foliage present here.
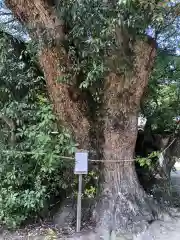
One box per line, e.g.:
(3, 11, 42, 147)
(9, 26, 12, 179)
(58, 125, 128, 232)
(0, 34, 76, 227)
(142, 51, 180, 133)
(57, 0, 180, 90)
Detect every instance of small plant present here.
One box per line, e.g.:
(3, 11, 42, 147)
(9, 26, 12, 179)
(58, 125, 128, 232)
(136, 151, 160, 168)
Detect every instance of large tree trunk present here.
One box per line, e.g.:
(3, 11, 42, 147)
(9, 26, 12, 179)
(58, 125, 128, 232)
(92, 40, 157, 237)
(6, 0, 158, 237)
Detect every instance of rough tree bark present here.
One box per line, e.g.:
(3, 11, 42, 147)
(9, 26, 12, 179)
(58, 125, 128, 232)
(92, 40, 157, 236)
(6, 0, 158, 237)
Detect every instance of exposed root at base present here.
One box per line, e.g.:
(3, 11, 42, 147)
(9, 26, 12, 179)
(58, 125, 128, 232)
(91, 190, 159, 237)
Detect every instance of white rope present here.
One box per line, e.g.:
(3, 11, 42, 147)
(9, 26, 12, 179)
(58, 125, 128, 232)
(1, 138, 176, 163)
(1, 150, 135, 162)
(161, 138, 176, 154)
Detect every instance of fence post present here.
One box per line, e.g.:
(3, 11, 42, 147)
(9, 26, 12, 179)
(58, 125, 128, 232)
(76, 174, 82, 232)
(74, 151, 88, 233)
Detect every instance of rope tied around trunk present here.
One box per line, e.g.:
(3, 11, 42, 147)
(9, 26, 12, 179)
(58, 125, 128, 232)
(1, 150, 135, 162)
(2, 137, 176, 163)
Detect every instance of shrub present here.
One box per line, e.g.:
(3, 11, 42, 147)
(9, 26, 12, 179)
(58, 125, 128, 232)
(0, 98, 76, 228)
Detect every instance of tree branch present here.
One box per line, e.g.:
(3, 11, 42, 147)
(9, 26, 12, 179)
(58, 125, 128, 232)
(5, 0, 91, 148)
(0, 113, 16, 145)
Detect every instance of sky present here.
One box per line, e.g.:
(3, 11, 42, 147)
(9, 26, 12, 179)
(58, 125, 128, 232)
(0, 0, 29, 41)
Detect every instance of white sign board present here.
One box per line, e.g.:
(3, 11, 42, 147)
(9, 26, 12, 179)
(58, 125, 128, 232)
(74, 152, 88, 174)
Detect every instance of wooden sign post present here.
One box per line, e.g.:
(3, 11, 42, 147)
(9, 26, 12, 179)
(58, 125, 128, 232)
(74, 151, 88, 232)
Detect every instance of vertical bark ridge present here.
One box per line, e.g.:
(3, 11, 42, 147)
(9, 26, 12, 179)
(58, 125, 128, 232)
(132, 39, 157, 103)
(39, 47, 90, 147)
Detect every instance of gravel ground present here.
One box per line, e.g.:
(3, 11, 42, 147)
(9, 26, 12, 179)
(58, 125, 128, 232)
(134, 168, 180, 240)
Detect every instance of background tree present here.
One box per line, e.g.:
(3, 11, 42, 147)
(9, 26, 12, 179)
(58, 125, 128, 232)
(135, 22, 180, 200)
(139, 45, 180, 178)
